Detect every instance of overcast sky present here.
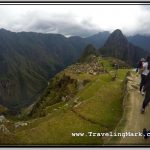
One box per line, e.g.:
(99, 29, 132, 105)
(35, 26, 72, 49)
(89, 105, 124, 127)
(0, 5, 150, 37)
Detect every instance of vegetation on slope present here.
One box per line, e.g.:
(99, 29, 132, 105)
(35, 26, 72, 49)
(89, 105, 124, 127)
(0, 29, 110, 112)
(12, 69, 128, 145)
(0, 55, 128, 145)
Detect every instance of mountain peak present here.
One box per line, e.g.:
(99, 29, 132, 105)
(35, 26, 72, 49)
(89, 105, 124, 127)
(82, 44, 97, 56)
(111, 29, 126, 39)
(104, 29, 128, 46)
(112, 29, 123, 34)
(79, 44, 98, 62)
(99, 29, 149, 66)
(0, 28, 11, 33)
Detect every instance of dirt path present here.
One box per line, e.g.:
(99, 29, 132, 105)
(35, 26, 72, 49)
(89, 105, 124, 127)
(118, 72, 150, 145)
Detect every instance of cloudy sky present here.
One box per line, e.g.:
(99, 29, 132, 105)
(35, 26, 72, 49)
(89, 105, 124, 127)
(0, 5, 150, 37)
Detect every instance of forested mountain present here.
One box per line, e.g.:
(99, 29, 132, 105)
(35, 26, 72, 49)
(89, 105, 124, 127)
(0, 29, 109, 113)
(99, 29, 149, 66)
(0, 28, 149, 113)
(128, 34, 150, 52)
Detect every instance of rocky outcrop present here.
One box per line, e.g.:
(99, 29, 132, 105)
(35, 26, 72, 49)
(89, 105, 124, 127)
(0, 124, 10, 134)
(14, 122, 28, 128)
(0, 115, 9, 123)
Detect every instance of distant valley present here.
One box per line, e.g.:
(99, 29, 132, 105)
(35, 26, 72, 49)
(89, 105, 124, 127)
(0, 29, 110, 113)
(0, 28, 149, 114)
(0, 28, 149, 145)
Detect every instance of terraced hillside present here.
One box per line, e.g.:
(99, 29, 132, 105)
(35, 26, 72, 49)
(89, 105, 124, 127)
(0, 55, 129, 145)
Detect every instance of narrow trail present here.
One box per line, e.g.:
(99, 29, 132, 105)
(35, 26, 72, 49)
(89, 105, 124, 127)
(117, 72, 150, 145)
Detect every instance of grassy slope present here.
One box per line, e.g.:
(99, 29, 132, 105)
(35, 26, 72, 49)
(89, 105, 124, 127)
(10, 68, 128, 145)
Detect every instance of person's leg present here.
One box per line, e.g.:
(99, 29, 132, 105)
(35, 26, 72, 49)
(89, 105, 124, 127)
(140, 74, 144, 92)
(142, 97, 149, 109)
(140, 74, 147, 94)
(143, 75, 148, 86)
(141, 92, 150, 113)
(143, 128, 148, 139)
(143, 128, 150, 139)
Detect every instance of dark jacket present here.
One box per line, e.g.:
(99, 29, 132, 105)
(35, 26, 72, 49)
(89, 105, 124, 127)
(143, 72, 150, 92)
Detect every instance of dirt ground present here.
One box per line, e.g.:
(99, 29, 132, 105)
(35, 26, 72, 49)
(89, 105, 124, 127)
(118, 72, 150, 145)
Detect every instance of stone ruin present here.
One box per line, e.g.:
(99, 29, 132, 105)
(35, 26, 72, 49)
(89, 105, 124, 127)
(68, 56, 106, 75)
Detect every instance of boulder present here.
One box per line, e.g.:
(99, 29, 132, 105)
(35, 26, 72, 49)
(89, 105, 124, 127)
(0, 124, 10, 134)
(61, 96, 66, 102)
(0, 115, 9, 123)
(14, 122, 28, 128)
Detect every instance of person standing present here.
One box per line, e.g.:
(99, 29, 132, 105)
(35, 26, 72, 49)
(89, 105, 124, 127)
(140, 58, 149, 95)
(136, 58, 145, 74)
(141, 56, 150, 113)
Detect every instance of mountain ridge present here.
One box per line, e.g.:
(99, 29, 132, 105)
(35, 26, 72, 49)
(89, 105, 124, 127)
(0, 28, 148, 113)
(128, 34, 150, 52)
(0, 29, 110, 113)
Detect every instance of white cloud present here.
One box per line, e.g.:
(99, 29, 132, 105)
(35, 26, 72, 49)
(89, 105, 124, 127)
(0, 5, 149, 37)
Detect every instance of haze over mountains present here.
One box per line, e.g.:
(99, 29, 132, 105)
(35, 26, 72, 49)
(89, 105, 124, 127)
(0, 28, 149, 113)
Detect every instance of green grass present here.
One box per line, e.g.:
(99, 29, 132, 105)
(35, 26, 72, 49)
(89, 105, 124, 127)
(15, 110, 104, 145)
(0, 56, 130, 145)
(11, 69, 129, 145)
(73, 70, 128, 130)
(105, 92, 130, 145)
(45, 101, 66, 113)
(103, 72, 132, 145)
